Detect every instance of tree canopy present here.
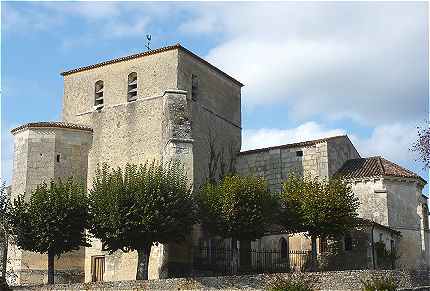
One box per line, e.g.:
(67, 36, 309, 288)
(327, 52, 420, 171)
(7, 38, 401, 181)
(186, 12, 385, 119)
(8, 178, 89, 284)
(197, 175, 277, 241)
(0, 182, 9, 288)
(88, 161, 196, 280)
(280, 174, 359, 270)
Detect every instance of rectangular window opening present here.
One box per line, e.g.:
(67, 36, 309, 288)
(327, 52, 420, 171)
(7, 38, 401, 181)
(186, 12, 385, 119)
(296, 150, 303, 157)
(56, 154, 60, 163)
(191, 74, 198, 101)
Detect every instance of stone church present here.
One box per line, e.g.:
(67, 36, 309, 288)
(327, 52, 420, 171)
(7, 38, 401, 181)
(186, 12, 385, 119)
(5, 44, 429, 285)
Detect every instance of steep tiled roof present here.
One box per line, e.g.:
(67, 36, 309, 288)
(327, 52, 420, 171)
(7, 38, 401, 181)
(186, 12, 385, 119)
(239, 135, 347, 155)
(60, 43, 244, 87)
(335, 156, 426, 184)
(11, 122, 93, 134)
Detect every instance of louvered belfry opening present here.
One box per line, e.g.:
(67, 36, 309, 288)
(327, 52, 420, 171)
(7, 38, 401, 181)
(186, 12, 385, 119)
(128, 72, 138, 102)
(94, 80, 104, 109)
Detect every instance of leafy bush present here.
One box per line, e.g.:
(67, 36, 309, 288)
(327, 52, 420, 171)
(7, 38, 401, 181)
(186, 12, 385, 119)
(268, 275, 314, 291)
(361, 277, 399, 291)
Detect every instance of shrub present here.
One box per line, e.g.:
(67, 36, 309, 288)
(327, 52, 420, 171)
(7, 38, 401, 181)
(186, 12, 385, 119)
(268, 275, 314, 291)
(361, 277, 399, 291)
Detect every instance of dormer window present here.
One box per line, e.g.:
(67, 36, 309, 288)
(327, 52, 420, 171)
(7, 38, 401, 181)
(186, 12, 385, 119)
(128, 72, 138, 102)
(191, 74, 198, 101)
(94, 80, 104, 109)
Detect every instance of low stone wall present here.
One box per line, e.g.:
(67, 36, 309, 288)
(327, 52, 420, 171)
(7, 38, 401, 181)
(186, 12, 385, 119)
(16, 270, 84, 286)
(10, 269, 430, 291)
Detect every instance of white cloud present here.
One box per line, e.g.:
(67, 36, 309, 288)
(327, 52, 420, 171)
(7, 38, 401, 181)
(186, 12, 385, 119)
(179, 13, 219, 35)
(185, 2, 429, 126)
(242, 121, 346, 151)
(2, 2, 157, 42)
(2, 3, 64, 32)
(108, 18, 149, 39)
(350, 123, 420, 166)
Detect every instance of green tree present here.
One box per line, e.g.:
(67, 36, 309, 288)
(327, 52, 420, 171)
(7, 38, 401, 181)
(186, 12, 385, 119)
(0, 182, 10, 290)
(280, 175, 359, 271)
(88, 161, 196, 280)
(8, 178, 89, 284)
(197, 175, 278, 271)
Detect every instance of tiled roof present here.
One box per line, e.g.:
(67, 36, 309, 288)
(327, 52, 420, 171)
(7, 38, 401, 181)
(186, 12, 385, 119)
(60, 43, 244, 87)
(11, 122, 93, 134)
(266, 218, 401, 236)
(355, 218, 401, 235)
(335, 156, 426, 184)
(239, 135, 347, 155)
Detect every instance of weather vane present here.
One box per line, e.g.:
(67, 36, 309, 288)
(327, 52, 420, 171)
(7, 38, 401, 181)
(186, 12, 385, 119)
(145, 34, 152, 51)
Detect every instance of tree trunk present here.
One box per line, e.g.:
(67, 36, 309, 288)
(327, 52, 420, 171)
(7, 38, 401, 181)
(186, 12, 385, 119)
(47, 250, 55, 284)
(1, 232, 7, 280)
(310, 235, 317, 272)
(136, 243, 152, 280)
(239, 240, 251, 272)
(231, 238, 238, 274)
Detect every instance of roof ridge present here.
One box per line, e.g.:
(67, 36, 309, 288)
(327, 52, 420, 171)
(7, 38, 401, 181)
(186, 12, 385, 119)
(240, 134, 348, 155)
(60, 43, 244, 86)
(11, 121, 93, 134)
(336, 156, 427, 184)
(380, 156, 418, 177)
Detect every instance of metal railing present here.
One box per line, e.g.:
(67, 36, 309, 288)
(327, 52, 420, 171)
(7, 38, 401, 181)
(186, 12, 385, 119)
(192, 246, 311, 275)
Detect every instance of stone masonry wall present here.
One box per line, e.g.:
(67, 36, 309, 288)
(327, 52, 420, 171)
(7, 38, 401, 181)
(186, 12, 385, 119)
(70, 94, 171, 282)
(160, 89, 194, 278)
(385, 178, 427, 269)
(236, 139, 334, 193)
(60, 47, 243, 283)
(10, 270, 430, 291)
(7, 127, 92, 286)
(62, 49, 178, 121)
(349, 178, 389, 225)
(327, 136, 361, 177)
(177, 49, 242, 188)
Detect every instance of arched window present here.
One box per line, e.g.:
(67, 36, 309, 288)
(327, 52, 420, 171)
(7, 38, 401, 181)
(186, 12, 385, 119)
(128, 72, 137, 101)
(94, 80, 104, 109)
(279, 237, 289, 258)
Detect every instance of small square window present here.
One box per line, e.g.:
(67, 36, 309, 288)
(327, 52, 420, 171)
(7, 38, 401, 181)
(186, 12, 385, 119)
(296, 150, 303, 157)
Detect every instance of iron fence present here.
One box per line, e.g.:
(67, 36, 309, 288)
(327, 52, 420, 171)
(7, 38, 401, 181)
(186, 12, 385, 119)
(192, 246, 311, 276)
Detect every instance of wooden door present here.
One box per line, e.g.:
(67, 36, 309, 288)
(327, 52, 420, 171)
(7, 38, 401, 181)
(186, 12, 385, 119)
(91, 256, 105, 282)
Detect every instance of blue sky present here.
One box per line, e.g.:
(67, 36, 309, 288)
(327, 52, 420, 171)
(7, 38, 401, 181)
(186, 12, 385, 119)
(1, 1, 429, 192)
